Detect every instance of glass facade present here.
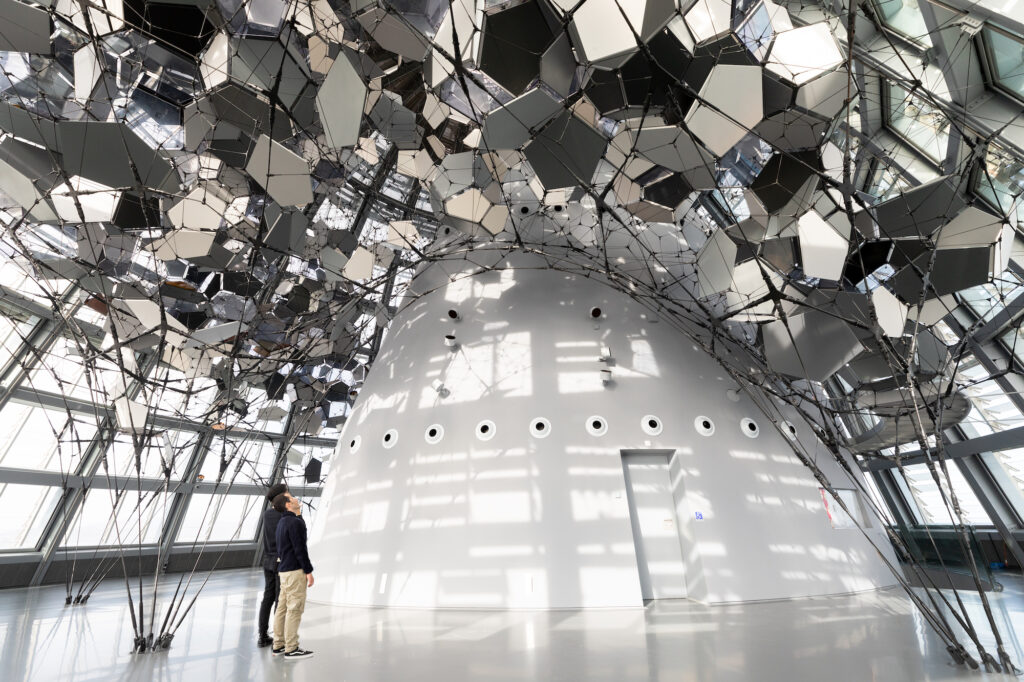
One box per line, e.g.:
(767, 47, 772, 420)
(62, 488, 170, 547)
(0, 134, 434, 570)
(0, 484, 63, 550)
(958, 269, 1024, 324)
(1000, 325, 1024, 366)
(738, 1, 776, 60)
(956, 355, 1024, 437)
(0, 158, 439, 562)
(0, 0, 1021, 590)
(872, 0, 934, 45)
(982, 25, 1024, 101)
(994, 448, 1024, 502)
(885, 81, 950, 163)
(902, 462, 993, 525)
(864, 158, 914, 202)
(177, 494, 263, 544)
(975, 141, 1024, 221)
(0, 404, 97, 472)
(0, 264, 341, 556)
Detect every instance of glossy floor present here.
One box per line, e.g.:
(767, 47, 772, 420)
(0, 569, 1021, 681)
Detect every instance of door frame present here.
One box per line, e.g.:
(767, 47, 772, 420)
(620, 449, 686, 602)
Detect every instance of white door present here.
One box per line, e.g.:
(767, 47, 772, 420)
(622, 452, 687, 600)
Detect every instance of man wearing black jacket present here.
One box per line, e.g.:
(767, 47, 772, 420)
(271, 491, 314, 660)
(257, 483, 287, 648)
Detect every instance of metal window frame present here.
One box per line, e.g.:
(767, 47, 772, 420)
(865, 0, 936, 51)
(880, 77, 950, 166)
(0, 322, 336, 577)
(977, 23, 1024, 106)
(859, 283, 1024, 562)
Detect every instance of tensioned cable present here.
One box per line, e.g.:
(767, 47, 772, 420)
(0, 0, 1020, 665)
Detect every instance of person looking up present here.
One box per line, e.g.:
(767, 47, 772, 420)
(271, 492, 314, 659)
(256, 482, 288, 648)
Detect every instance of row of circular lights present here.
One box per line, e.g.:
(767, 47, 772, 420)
(349, 415, 799, 453)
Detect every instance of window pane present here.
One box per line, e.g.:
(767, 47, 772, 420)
(886, 81, 949, 163)
(24, 350, 120, 402)
(957, 354, 1024, 436)
(0, 483, 62, 549)
(1000, 325, 1024, 366)
(975, 141, 1024, 221)
(958, 268, 1024, 324)
(61, 488, 171, 547)
(0, 258, 71, 304)
(0, 313, 38, 383)
(196, 437, 334, 488)
(175, 494, 262, 543)
(983, 25, 1024, 101)
(199, 437, 278, 486)
(872, 0, 933, 45)
(282, 443, 334, 489)
(902, 463, 992, 525)
(864, 159, 914, 202)
(933, 319, 960, 345)
(102, 430, 200, 479)
(0, 404, 97, 472)
(993, 447, 1024, 501)
(147, 366, 220, 421)
(195, 385, 288, 434)
(738, 1, 775, 60)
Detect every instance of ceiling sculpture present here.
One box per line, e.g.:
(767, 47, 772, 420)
(0, 0, 1021, 668)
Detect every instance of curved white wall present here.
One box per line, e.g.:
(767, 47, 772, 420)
(308, 252, 898, 608)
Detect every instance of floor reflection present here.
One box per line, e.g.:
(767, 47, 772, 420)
(0, 568, 1019, 681)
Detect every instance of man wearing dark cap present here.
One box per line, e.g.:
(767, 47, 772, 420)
(256, 482, 288, 648)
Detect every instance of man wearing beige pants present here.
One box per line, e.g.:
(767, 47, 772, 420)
(271, 492, 314, 659)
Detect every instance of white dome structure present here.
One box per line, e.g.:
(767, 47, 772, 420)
(309, 248, 898, 608)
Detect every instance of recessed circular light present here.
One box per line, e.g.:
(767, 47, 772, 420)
(425, 424, 444, 444)
(642, 415, 663, 436)
(586, 416, 608, 436)
(695, 416, 715, 437)
(530, 417, 551, 438)
(476, 419, 496, 441)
